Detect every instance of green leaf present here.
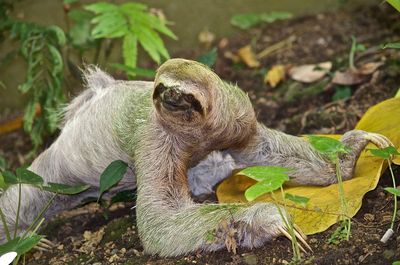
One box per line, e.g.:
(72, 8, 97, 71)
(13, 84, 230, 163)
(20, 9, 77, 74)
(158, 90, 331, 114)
(245, 175, 288, 201)
(0, 235, 42, 256)
(15, 168, 44, 185)
(197, 48, 217, 68)
(368, 146, 400, 160)
(122, 33, 137, 69)
(260, 12, 292, 23)
(99, 160, 128, 200)
(111, 64, 156, 78)
(382, 42, 400, 49)
(46, 26, 66, 46)
(239, 166, 291, 182)
(0, 155, 6, 171)
(84, 2, 118, 14)
(230, 13, 262, 29)
(2, 171, 17, 185)
(42, 182, 90, 194)
(384, 187, 400, 196)
(332, 86, 352, 101)
(308, 135, 350, 160)
(47, 44, 63, 75)
(0, 172, 6, 189)
(386, 0, 400, 12)
(90, 12, 127, 39)
(68, 9, 93, 23)
(393, 261, 400, 265)
(285, 193, 310, 207)
(22, 99, 37, 132)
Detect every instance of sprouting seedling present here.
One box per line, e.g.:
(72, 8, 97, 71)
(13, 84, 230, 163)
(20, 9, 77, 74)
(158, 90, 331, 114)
(349, 36, 366, 69)
(239, 166, 311, 262)
(0, 167, 90, 264)
(307, 135, 352, 241)
(368, 146, 400, 243)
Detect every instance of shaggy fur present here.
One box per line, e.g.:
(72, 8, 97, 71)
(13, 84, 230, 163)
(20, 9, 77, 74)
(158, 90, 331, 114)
(0, 59, 381, 256)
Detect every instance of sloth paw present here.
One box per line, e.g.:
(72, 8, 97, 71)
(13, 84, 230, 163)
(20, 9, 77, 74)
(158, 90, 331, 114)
(34, 237, 55, 252)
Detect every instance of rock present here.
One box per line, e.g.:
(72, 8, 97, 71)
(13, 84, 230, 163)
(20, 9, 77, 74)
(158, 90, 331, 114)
(243, 253, 258, 265)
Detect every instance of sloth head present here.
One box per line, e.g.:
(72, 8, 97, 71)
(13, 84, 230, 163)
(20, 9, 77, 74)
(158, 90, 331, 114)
(153, 58, 256, 149)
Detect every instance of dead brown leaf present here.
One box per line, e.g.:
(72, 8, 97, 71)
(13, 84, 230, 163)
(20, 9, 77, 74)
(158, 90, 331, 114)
(289, 61, 332, 83)
(237, 45, 260, 68)
(264, 65, 286, 87)
(357, 62, 384, 75)
(332, 71, 364, 85)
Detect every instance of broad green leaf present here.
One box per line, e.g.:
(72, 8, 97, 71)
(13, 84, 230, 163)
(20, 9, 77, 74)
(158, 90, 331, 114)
(238, 166, 291, 182)
(393, 261, 400, 265)
(197, 48, 217, 68)
(46, 25, 66, 46)
(123, 33, 137, 69)
(0, 235, 42, 256)
(382, 42, 400, 49)
(42, 182, 90, 194)
(99, 160, 128, 199)
(231, 13, 262, 29)
(68, 9, 93, 23)
(332, 86, 351, 101)
(15, 168, 43, 185)
(386, 0, 400, 12)
(308, 135, 350, 160)
(120, 2, 147, 12)
(111, 64, 156, 78)
(368, 146, 400, 160)
(245, 175, 288, 201)
(90, 12, 127, 38)
(285, 193, 310, 207)
(2, 171, 17, 185)
(384, 187, 400, 196)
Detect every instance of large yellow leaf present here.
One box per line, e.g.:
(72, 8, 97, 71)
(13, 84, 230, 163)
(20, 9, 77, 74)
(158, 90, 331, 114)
(217, 98, 400, 235)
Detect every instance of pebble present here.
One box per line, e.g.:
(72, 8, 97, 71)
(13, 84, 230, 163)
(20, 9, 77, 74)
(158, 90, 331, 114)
(243, 253, 258, 265)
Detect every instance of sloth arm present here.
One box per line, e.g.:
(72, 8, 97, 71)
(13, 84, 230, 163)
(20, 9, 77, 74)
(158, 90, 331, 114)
(227, 123, 389, 186)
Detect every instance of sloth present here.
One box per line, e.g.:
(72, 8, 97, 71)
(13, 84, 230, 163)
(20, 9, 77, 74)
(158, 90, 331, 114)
(0, 59, 391, 257)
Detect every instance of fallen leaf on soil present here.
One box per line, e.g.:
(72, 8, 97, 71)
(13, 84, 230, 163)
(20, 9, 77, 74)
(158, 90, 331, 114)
(79, 227, 105, 253)
(332, 70, 364, 85)
(357, 62, 383, 75)
(288, 62, 332, 83)
(217, 97, 400, 235)
(237, 45, 260, 68)
(264, 65, 286, 87)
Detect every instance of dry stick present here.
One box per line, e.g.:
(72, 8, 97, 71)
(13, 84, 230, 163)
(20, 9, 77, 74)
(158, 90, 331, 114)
(256, 35, 296, 59)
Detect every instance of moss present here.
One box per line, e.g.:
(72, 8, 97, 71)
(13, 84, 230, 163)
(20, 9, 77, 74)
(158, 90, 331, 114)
(101, 216, 135, 244)
(199, 203, 245, 215)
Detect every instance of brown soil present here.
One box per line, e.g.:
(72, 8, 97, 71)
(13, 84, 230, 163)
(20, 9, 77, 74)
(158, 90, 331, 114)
(1, 4, 400, 265)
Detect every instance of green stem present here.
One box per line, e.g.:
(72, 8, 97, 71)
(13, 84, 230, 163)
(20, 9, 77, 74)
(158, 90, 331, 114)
(13, 183, 22, 238)
(388, 161, 397, 230)
(21, 193, 57, 240)
(0, 206, 11, 241)
(349, 36, 356, 69)
(335, 157, 351, 240)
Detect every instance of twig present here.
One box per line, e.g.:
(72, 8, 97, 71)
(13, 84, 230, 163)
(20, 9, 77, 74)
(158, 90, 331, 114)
(257, 35, 296, 59)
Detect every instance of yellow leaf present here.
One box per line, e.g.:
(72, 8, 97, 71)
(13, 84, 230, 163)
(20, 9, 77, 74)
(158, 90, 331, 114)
(217, 98, 400, 234)
(237, 45, 260, 68)
(264, 65, 286, 88)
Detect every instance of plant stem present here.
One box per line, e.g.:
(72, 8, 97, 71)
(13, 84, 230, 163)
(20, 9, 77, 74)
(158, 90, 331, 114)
(349, 36, 356, 69)
(388, 161, 398, 230)
(335, 157, 351, 240)
(0, 206, 11, 241)
(21, 193, 57, 240)
(13, 183, 22, 239)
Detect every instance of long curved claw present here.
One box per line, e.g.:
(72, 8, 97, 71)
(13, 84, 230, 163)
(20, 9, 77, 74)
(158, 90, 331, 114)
(363, 133, 394, 149)
(34, 238, 55, 252)
(278, 225, 312, 253)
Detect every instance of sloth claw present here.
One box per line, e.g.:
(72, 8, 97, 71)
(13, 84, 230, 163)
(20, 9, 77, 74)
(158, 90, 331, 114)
(363, 132, 393, 149)
(278, 225, 312, 253)
(34, 238, 55, 252)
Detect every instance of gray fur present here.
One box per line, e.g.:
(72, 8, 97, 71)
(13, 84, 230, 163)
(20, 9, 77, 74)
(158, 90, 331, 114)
(0, 60, 376, 256)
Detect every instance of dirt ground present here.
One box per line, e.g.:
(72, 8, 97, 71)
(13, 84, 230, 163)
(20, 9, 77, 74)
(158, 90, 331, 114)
(1, 4, 400, 265)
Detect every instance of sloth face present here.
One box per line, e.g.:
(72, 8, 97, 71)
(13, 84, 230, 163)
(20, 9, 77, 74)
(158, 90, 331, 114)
(153, 81, 206, 125)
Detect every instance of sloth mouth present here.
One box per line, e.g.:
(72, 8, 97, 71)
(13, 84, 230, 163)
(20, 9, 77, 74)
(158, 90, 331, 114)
(154, 83, 204, 114)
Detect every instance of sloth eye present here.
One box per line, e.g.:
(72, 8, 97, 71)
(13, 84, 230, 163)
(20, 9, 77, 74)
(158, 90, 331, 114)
(153, 83, 168, 100)
(183, 94, 195, 103)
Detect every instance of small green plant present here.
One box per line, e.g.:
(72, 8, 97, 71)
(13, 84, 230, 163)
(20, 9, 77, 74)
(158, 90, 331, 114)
(368, 146, 400, 242)
(307, 135, 352, 242)
(98, 160, 129, 202)
(240, 166, 310, 262)
(349, 36, 366, 69)
(0, 167, 90, 264)
(230, 12, 292, 30)
(84, 2, 177, 77)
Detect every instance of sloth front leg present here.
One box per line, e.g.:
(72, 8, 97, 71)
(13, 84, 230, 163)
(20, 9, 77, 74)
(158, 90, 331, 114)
(229, 124, 393, 186)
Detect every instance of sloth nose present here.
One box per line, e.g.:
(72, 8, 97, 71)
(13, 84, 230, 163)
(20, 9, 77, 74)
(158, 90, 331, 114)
(162, 88, 183, 105)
